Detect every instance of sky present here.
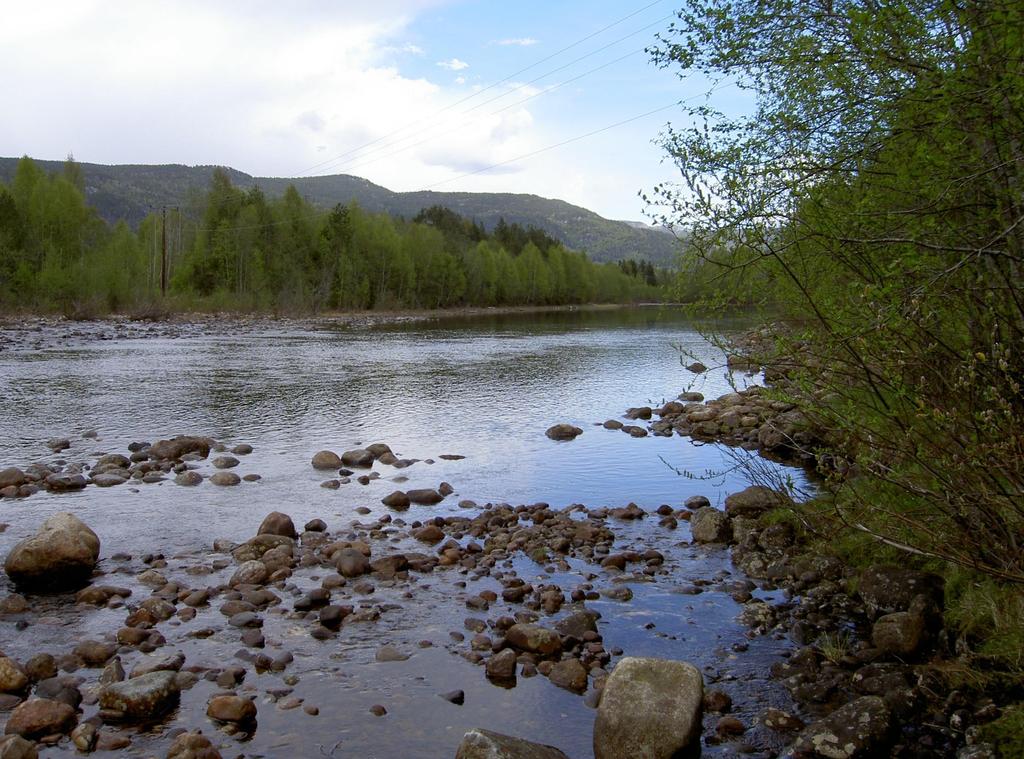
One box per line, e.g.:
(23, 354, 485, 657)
(0, 0, 723, 221)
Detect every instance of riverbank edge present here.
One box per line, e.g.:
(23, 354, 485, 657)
(0, 301, 679, 331)
(629, 324, 1019, 757)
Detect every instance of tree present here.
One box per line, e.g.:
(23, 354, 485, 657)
(649, 2, 1024, 581)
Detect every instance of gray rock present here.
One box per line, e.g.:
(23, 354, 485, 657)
(174, 471, 203, 486)
(724, 485, 789, 518)
(375, 646, 409, 662)
(99, 671, 181, 721)
(593, 657, 703, 759)
(209, 472, 240, 487)
(690, 507, 732, 543)
(787, 695, 893, 758)
(4, 512, 100, 591)
(92, 473, 127, 487)
(554, 610, 599, 639)
(871, 612, 925, 657)
(455, 729, 569, 759)
(858, 566, 944, 618)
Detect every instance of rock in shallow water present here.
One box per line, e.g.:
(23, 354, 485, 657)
(98, 671, 180, 721)
(4, 698, 77, 739)
(311, 450, 343, 470)
(593, 657, 703, 759)
(166, 730, 221, 758)
(505, 624, 561, 656)
(206, 695, 256, 723)
(257, 511, 297, 540)
(4, 512, 100, 591)
(455, 728, 569, 759)
(545, 424, 582, 441)
(0, 735, 37, 758)
(690, 507, 732, 544)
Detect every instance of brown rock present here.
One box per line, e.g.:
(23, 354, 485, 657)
(3, 513, 100, 590)
(206, 695, 256, 723)
(257, 512, 297, 539)
(4, 698, 76, 739)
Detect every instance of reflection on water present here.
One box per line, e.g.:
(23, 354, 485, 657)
(0, 307, 804, 757)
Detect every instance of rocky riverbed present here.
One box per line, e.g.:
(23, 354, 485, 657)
(2, 310, 995, 757)
(0, 430, 818, 758)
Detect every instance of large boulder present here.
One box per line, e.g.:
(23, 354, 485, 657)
(724, 486, 789, 518)
(593, 657, 703, 759)
(690, 508, 732, 543)
(99, 671, 180, 721)
(4, 698, 77, 739)
(858, 566, 944, 619)
(871, 611, 926, 657)
(4, 513, 100, 590)
(257, 512, 297, 540)
(787, 695, 894, 758)
(455, 729, 569, 759)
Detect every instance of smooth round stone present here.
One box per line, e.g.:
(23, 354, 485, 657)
(210, 472, 241, 487)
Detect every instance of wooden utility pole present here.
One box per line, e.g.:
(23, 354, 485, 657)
(161, 207, 167, 297)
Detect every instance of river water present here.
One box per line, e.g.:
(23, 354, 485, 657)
(0, 307, 808, 758)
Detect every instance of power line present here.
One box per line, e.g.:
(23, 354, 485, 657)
(308, 14, 672, 178)
(297, 0, 672, 177)
(184, 84, 728, 235)
(323, 48, 645, 179)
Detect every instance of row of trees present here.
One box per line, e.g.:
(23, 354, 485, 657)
(0, 158, 666, 314)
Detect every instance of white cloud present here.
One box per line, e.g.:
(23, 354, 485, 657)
(0, 0, 678, 220)
(402, 43, 425, 54)
(436, 58, 469, 71)
(496, 37, 539, 47)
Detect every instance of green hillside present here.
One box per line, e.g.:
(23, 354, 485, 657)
(0, 157, 680, 266)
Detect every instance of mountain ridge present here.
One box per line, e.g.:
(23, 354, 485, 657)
(0, 157, 680, 265)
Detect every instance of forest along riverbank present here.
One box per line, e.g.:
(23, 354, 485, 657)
(611, 340, 1002, 759)
(0, 311, 817, 757)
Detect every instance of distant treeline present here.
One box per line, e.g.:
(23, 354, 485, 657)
(0, 157, 666, 315)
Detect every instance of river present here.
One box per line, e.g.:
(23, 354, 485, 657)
(0, 306, 808, 757)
